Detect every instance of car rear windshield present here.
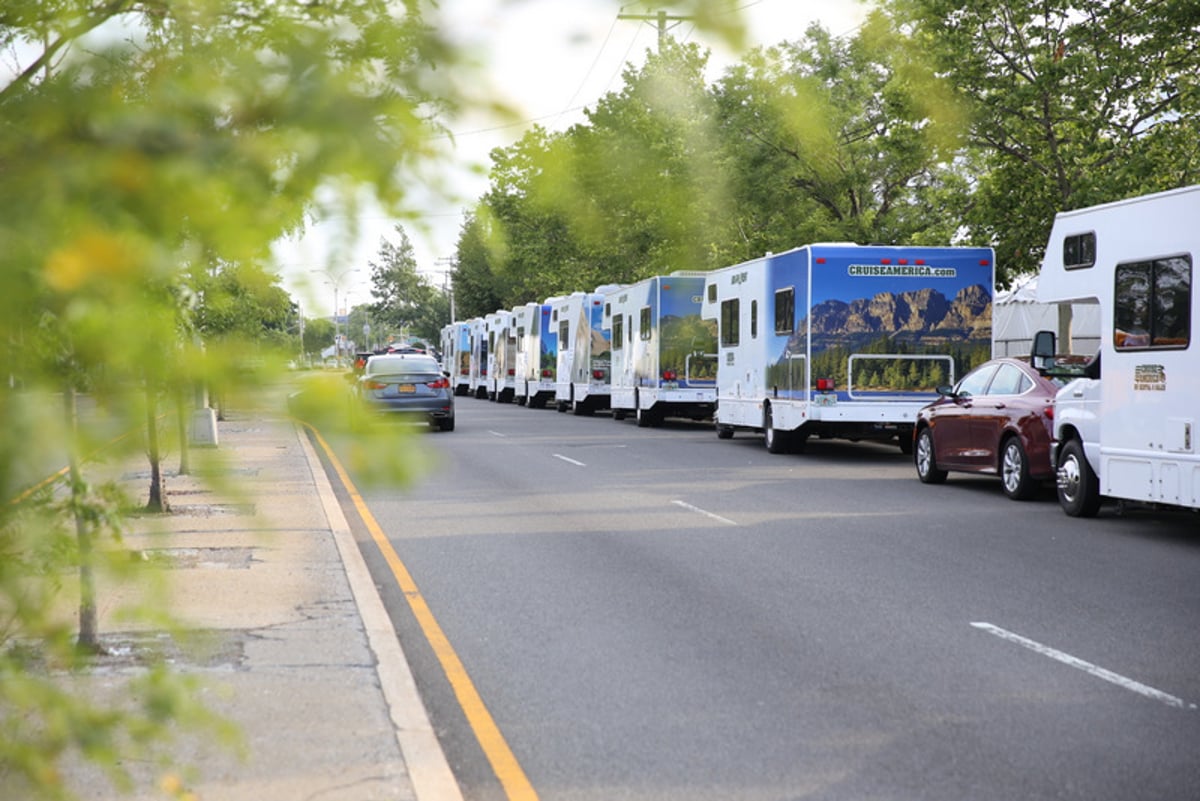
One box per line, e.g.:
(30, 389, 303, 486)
(366, 357, 440, 377)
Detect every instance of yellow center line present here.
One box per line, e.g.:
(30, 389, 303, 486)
(308, 426, 539, 801)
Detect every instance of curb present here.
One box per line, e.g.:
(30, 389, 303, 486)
(297, 424, 464, 801)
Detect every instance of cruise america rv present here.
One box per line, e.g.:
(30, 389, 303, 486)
(701, 244, 995, 453)
(604, 273, 718, 426)
(552, 285, 620, 414)
(441, 321, 472, 397)
(467, 317, 488, 399)
(512, 300, 560, 408)
(1033, 184, 1198, 516)
(486, 309, 517, 403)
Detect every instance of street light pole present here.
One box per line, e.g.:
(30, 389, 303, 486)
(311, 268, 359, 366)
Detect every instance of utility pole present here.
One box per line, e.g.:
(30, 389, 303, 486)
(617, 7, 694, 50)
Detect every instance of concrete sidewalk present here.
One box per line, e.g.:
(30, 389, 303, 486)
(75, 405, 461, 801)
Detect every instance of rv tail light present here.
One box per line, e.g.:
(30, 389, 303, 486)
(880, 259, 892, 265)
(541, 368, 554, 378)
(428, 377, 450, 389)
(592, 369, 606, 380)
(662, 370, 677, 381)
(816, 378, 835, 391)
(507, 368, 515, 376)
(460, 368, 469, 376)
(481, 368, 487, 376)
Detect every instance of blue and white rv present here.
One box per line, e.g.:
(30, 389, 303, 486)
(701, 243, 995, 453)
(552, 285, 620, 415)
(513, 299, 561, 408)
(604, 273, 718, 426)
(467, 316, 488, 399)
(484, 309, 516, 402)
(441, 321, 472, 397)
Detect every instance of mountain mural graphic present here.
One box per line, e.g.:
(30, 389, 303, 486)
(805, 284, 992, 339)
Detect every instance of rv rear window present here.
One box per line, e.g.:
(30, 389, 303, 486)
(1113, 255, 1191, 350)
(640, 307, 652, 341)
(751, 300, 758, 339)
(559, 321, 569, 343)
(612, 315, 623, 350)
(1064, 233, 1096, 270)
(517, 328, 525, 352)
(775, 288, 795, 334)
(721, 299, 740, 346)
(707, 284, 716, 303)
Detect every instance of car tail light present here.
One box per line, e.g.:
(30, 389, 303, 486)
(662, 370, 676, 381)
(815, 378, 835, 391)
(1043, 405, 1054, 420)
(364, 380, 387, 390)
(428, 377, 450, 389)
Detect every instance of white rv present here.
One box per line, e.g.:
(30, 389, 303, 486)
(604, 273, 717, 426)
(552, 285, 620, 415)
(467, 317, 488, 399)
(441, 321, 472, 397)
(1034, 184, 1198, 516)
(484, 310, 516, 402)
(512, 299, 560, 408)
(701, 244, 995, 453)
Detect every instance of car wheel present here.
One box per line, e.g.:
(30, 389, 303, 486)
(1000, 436, 1036, 500)
(764, 404, 790, 454)
(1057, 438, 1100, 517)
(440, 416, 455, 432)
(914, 427, 948, 484)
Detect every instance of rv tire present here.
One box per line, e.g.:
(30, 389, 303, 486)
(716, 425, 734, 439)
(764, 404, 790, 454)
(1057, 438, 1101, 517)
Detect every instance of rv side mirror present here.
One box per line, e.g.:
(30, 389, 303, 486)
(1032, 329, 1056, 370)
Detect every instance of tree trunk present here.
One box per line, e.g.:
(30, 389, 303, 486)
(64, 386, 100, 653)
(145, 384, 169, 513)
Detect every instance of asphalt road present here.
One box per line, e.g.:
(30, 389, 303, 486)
(330, 396, 1200, 801)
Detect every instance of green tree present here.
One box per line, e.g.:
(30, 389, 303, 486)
(0, 1, 466, 797)
(710, 15, 972, 264)
(888, 0, 1200, 282)
(366, 225, 444, 343)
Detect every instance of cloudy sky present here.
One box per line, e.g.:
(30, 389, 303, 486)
(275, 0, 874, 316)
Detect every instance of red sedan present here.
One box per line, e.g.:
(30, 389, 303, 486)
(913, 357, 1061, 500)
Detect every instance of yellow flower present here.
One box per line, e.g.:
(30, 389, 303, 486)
(44, 230, 138, 291)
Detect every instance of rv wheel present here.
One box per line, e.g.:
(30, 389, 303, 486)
(764, 404, 790, 454)
(716, 425, 734, 439)
(1057, 438, 1101, 517)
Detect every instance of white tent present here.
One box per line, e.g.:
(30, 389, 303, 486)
(993, 274, 1101, 357)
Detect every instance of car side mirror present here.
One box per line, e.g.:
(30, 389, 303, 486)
(935, 385, 955, 397)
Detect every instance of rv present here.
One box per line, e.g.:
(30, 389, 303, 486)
(484, 310, 516, 402)
(604, 273, 717, 426)
(1034, 184, 1198, 516)
(467, 317, 488, 399)
(552, 285, 620, 414)
(441, 321, 472, 397)
(701, 244, 995, 453)
(512, 300, 560, 408)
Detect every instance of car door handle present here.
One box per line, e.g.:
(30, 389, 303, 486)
(993, 402, 1006, 409)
